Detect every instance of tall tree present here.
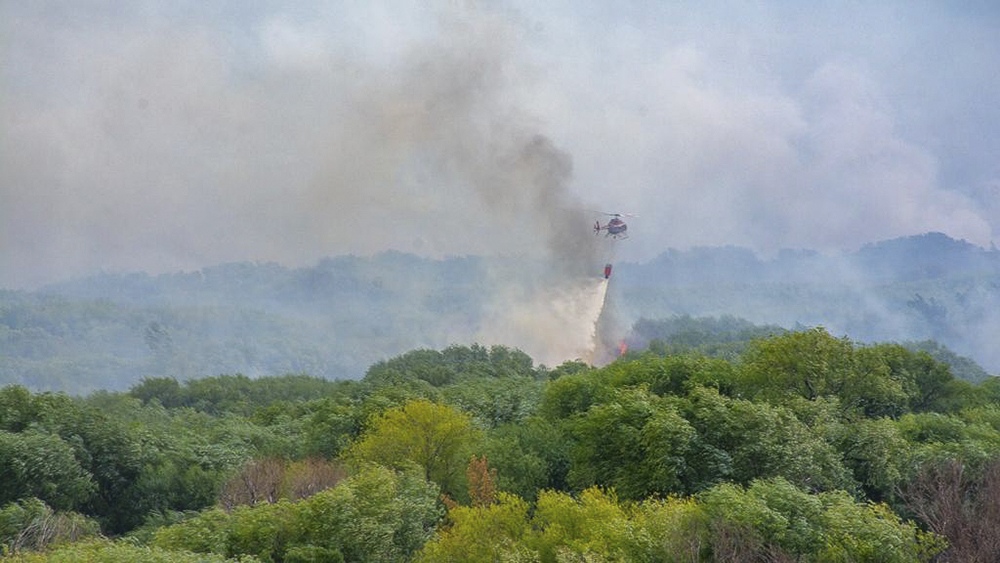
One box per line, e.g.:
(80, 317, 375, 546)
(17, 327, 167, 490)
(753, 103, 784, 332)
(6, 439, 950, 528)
(0, 430, 95, 510)
(345, 399, 481, 501)
(566, 388, 695, 499)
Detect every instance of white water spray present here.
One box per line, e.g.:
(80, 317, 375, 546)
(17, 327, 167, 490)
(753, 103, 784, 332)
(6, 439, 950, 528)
(476, 276, 609, 367)
(583, 278, 610, 365)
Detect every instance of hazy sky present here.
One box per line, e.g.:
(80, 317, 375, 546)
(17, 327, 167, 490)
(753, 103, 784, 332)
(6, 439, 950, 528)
(3, 1, 999, 289)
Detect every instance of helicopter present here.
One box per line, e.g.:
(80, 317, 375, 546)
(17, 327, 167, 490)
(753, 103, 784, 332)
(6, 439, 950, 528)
(594, 212, 633, 239)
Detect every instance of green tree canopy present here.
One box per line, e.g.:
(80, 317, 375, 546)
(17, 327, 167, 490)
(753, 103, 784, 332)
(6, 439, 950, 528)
(363, 344, 538, 388)
(565, 388, 696, 499)
(0, 430, 95, 511)
(345, 400, 481, 501)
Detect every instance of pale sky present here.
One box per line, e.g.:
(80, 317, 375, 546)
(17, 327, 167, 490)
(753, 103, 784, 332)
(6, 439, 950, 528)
(3, 1, 999, 288)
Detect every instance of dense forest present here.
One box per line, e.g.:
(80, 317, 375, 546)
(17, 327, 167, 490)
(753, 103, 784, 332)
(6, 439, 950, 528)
(2, 232, 1000, 560)
(3, 329, 1000, 561)
(2, 233, 999, 394)
(0, 253, 492, 392)
(615, 232, 1000, 376)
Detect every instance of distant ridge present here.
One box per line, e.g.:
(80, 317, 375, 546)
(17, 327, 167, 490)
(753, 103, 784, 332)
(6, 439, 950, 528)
(853, 232, 999, 281)
(2, 232, 998, 393)
(614, 232, 1000, 374)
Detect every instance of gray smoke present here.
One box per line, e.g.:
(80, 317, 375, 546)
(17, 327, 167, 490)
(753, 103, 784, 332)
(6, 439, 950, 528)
(5, 2, 999, 289)
(0, 3, 600, 288)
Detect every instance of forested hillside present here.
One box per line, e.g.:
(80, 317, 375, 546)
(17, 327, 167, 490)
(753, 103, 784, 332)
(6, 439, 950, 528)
(3, 334, 1000, 561)
(0, 253, 492, 392)
(2, 232, 998, 394)
(615, 232, 1000, 375)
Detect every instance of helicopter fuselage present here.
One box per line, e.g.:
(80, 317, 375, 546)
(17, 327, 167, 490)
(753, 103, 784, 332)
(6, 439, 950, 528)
(595, 217, 628, 238)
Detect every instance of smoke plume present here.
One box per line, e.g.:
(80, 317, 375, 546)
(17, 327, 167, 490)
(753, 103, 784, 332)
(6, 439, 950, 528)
(1, 3, 601, 288)
(6, 2, 998, 289)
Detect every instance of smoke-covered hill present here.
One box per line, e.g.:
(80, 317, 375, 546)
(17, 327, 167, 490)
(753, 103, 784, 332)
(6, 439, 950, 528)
(614, 232, 1000, 375)
(2, 232, 997, 393)
(1, 252, 492, 392)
